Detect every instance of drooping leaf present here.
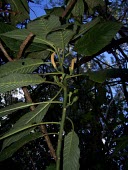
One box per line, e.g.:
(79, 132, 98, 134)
(0, 132, 42, 161)
(2, 102, 50, 149)
(0, 58, 44, 78)
(74, 21, 122, 56)
(63, 131, 80, 170)
(0, 73, 44, 93)
(6, 0, 29, 25)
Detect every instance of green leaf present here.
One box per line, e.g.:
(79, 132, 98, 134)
(85, 0, 105, 14)
(0, 101, 62, 117)
(0, 102, 32, 117)
(72, 0, 84, 16)
(87, 68, 128, 83)
(6, 0, 29, 25)
(0, 22, 16, 34)
(45, 7, 64, 17)
(0, 132, 42, 161)
(74, 21, 122, 56)
(112, 136, 128, 156)
(1, 36, 47, 52)
(0, 58, 44, 78)
(46, 164, 56, 170)
(27, 15, 61, 38)
(2, 102, 50, 149)
(63, 131, 80, 170)
(1, 29, 55, 48)
(73, 17, 101, 40)
(0, 73, 44, 93)
(27, 50, 50, 59)
(47, 29, 74, 49)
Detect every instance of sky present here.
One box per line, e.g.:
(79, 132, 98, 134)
(29, 2, 46, 20)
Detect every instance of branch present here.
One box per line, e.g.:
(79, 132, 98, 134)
(61, 0, 77, 19)
(0, 41, 13, 61)
(17, 32, 34, 59)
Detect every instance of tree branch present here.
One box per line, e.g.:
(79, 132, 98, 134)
(61, 0, 77, 19)
(17, 32, 34, 59)
(0, 41, 13, 62)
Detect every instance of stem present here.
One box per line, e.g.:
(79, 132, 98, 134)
(56, 80, 68, 170)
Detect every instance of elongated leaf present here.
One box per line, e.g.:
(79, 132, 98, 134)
(47, 29, 74, 49)
(27, 50, 50, 59)
(46, 164, 56, 170)
(27, 15, 61, 38)
(112, 136, 128, 156)
(72, 0, 84, 16)
(85, 0, 105, 14)
(63, 131, 80, 170)
(0, 73, 44, 93)
(0, 132, 42, 161)
(0, 22, 16, 34)
(1, 29, 55, 48)
(0, 102, 32, 117)
(85, 0, 105, 9)
(0, 101, 62, 117)
(87, 68, 128, 83)
(45, 7, 64, 17)
(2, 103, 50, 149)
(0, 58, 44, 78)
(74, 21, 122, 56)
(7, 0, 29, 25)
(73, 17, 101, 40)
